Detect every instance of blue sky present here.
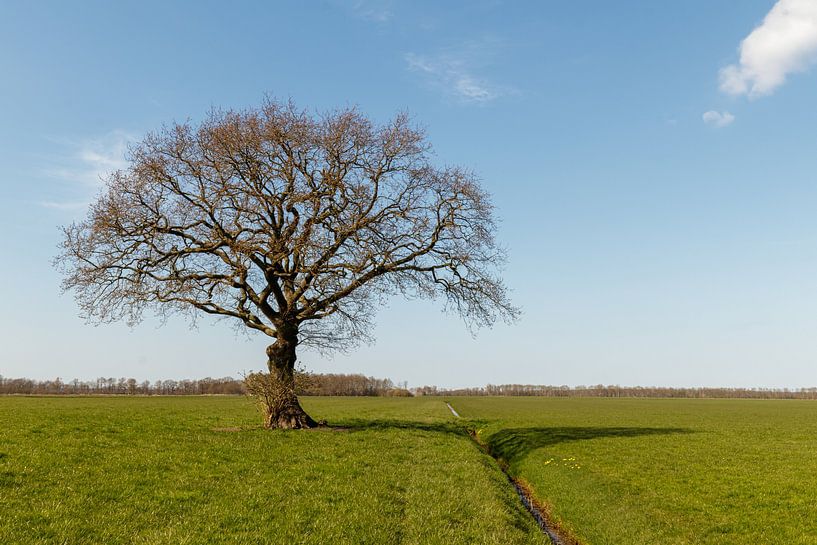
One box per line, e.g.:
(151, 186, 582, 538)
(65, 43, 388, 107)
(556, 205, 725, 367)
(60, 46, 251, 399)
(2, 0, 817, 388)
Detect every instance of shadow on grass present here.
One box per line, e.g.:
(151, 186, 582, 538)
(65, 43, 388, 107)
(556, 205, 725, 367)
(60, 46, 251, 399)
(337, 419, 468, 437)
(486, 426, 693, 466)
(325, 420, 692, 466)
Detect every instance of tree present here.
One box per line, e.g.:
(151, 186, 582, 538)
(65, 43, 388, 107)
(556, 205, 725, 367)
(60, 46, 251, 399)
(56, 99, 518, 428)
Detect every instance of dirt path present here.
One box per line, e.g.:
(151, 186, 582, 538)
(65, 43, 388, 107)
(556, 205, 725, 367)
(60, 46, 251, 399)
(445, 401, 460, 418)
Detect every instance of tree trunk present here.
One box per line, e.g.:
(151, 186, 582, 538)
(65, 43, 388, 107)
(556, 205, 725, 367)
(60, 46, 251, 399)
(262, 326, 317, 430)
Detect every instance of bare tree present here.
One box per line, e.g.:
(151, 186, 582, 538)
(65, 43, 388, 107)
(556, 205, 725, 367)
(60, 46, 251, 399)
(56, 99, 518, 428)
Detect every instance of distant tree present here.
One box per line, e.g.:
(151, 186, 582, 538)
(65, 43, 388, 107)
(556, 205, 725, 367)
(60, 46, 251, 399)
(56, 98, 517, 428)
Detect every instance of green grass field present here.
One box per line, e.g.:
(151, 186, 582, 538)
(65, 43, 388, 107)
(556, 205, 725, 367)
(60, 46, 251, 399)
(3, 396, 816, 544)
(0, 396, 546, 545)
(453, 397, 817, 545)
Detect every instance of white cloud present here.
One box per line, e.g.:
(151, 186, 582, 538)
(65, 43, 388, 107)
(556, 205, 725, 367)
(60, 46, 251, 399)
(720, 0, 817, 98)
(37, 200, 90, 211)
(333, 0, 392, 23)
(40, 130, 135, 211)
(353, 0, 392, 22)
(54, 130, 133, 187)
(702, 110, 736, 127)
(405, 42, 510, 104)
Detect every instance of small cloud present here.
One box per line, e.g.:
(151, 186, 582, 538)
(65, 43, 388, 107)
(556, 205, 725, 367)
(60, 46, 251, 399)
(702, 110, 735, 128)
(719, 0, 817, 98)
(335, 0, 393, 23)
(37, 200, 90, 211)
(40, 130, 135, 211)
(47, 130, 134, 188)
(405, 42, 510, 104)
(405, 53, 498, 103)
(452, 74, 498, 102)
(355, 4, 392, 22)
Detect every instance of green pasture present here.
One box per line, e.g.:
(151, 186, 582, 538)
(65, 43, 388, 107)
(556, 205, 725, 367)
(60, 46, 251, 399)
(0, 396, 545, 545)
(3, 395, 816, 545)
(453, 397, 817, 545)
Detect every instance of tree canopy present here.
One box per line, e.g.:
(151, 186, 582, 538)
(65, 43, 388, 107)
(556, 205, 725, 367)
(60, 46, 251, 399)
(57, 99, 517, 428)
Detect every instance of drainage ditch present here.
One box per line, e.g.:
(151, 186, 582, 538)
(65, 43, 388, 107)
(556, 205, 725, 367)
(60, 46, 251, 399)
(445, 400, 578, 545)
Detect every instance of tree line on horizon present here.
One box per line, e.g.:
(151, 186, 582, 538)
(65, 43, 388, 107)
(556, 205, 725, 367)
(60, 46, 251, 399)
(0, 374, 409, 397)
(415, 383, 817, 399)
(2, 375, 816, 399)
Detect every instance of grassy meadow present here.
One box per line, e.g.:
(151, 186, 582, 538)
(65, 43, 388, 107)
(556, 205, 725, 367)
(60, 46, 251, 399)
(454, 397, 817, 545)
(0, 396, 546, 545)
(3, 395, 817, 544)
